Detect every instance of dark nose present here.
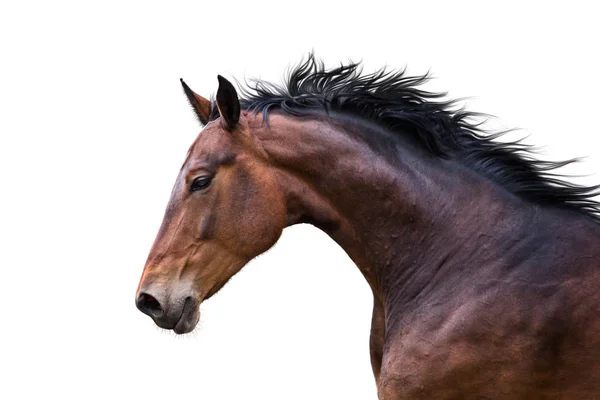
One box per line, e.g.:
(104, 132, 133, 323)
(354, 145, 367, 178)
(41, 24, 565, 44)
(136, 292, 163, 318)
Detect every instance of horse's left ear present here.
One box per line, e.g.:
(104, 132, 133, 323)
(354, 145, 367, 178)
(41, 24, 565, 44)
(216, 75, 240, 129)
(180, 78, 212, 125)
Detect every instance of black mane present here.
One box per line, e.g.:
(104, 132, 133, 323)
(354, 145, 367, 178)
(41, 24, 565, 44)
(219, 55, 600, 219)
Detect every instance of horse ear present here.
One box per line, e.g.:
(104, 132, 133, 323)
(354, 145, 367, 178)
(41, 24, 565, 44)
(180, 78, 211, 125)
(215, 75, 240, 129)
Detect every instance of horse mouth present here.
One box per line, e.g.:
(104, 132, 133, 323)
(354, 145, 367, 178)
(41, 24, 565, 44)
(173, 296, 200, 334)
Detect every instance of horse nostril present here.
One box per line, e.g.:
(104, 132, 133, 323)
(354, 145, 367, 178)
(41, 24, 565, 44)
(136, 292, 163, 317)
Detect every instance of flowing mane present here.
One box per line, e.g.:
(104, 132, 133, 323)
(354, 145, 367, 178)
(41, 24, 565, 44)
(208, 55, 600, 220)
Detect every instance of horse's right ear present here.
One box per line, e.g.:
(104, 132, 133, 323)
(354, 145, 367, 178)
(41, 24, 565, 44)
(180, 78, 211, 125)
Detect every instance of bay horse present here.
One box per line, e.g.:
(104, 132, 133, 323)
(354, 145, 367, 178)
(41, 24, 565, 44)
(136, 56, 600, 399)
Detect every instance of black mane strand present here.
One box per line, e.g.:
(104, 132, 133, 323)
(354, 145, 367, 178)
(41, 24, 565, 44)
(221, 54, 600, 220)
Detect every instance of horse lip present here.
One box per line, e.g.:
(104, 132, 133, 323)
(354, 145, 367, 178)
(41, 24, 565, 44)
(173, 296, 198, 334)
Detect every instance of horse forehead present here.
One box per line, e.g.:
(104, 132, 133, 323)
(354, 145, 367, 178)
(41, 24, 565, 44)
(191, 126, 233, 154)
(183, 128, 238, 170)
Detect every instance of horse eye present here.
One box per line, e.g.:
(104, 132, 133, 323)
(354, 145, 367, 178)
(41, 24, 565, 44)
(190, 176, 213, 192)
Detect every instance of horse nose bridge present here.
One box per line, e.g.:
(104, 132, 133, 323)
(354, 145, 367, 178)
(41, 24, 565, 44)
(138, 253, 180, 290)
(145, 209, 193, 265)
(138, 263, 189, 294)
(141, 240, 193, 283)
(143, 249, 171, 274)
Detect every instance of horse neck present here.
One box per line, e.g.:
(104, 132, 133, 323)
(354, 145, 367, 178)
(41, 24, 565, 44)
(253, 113, 536, 302)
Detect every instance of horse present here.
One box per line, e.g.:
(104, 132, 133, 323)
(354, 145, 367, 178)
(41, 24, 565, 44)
(136, 55, 600, 399)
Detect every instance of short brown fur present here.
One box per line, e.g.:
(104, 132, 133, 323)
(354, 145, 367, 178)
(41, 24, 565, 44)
(137, 72, 600, 399)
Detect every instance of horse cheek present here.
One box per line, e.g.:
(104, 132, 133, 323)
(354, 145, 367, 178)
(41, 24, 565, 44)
(226, 166, 285, 257)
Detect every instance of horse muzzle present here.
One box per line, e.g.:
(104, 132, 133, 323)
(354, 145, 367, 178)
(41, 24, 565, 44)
(136, 290, 200, 334)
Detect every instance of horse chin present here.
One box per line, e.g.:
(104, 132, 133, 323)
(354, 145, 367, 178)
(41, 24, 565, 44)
(173, 297, 201, 335)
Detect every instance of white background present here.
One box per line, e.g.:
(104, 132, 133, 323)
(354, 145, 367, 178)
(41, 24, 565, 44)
(1, 1, 599, 399)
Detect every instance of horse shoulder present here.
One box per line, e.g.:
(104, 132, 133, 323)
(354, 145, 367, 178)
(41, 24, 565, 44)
(377, 253, 600, 399)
